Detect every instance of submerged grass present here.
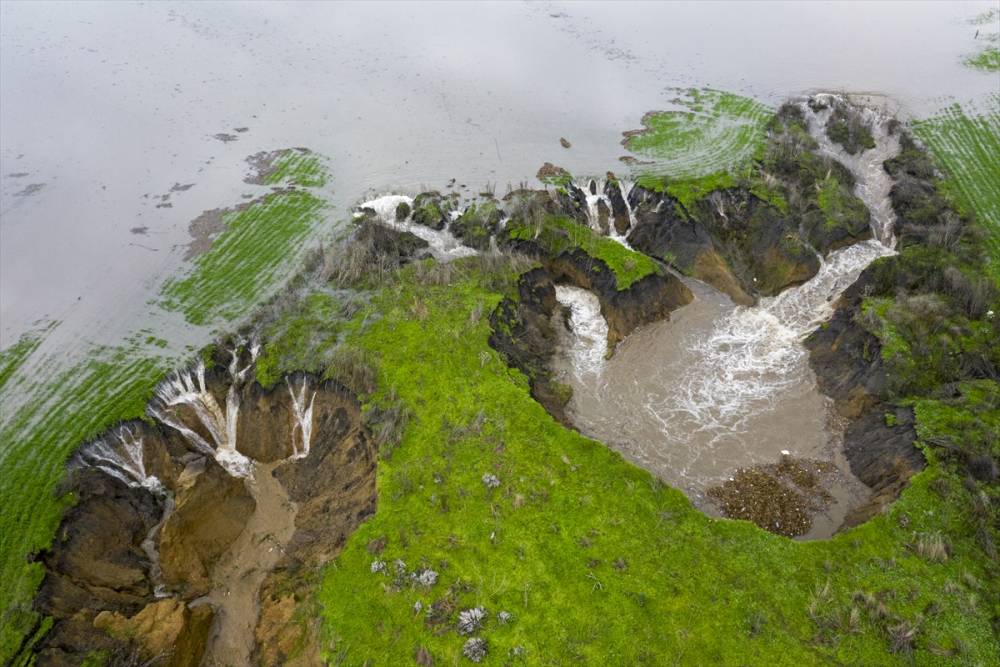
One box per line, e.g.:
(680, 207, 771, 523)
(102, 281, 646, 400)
(309, 257, 997, 665)
(263, 149, 329, 187)
(912, 97, 1000, 282)
(160, 190, 328, 325)
(0, 346, 170, 661)
(623, 88, 772, 179)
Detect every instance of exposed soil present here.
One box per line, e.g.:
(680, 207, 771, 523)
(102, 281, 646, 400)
(28, 353, 377, 666)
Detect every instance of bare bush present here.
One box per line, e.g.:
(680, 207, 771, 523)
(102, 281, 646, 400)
(365, 389, 411, 459)
(326, 346, 377, 397)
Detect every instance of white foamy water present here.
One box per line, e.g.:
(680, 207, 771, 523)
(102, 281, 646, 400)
(575, 178, 635, 247)
(75, 424, 164, 494)
(148, 340, 259, 477)
(357, 194, 477, 261)
(287, 375, 317, 459)
(555, 285, 608, 381)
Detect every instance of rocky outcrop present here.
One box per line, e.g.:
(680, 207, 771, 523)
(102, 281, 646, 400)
(604, 175, 631, 235)
(542, 249, 692, 348)
(488, 268, 570, 425)
(355, 219, 431, 265)
(627, 184, 819, 304)
(33, 468, 163, 665)
(94, 599, 214, 667)
(411, 191, 448, 230)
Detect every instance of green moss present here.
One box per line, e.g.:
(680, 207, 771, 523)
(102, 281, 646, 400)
(912, 380, 1000, 458)
(313, 257, 998, 665)
(964, 46, 1000, 72)
(160, 190, 328, 325)
(816, 176, 858, 230)
(664, 172, 735, 212)
(507, 215, 659, 289)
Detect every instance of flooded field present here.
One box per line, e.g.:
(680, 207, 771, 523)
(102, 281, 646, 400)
(2, 1, 997, 348)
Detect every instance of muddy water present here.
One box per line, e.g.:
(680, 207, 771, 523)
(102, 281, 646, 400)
(554, 281, 868, 539)
(197, 462, 297, 666)
(554, 96, 902, 539)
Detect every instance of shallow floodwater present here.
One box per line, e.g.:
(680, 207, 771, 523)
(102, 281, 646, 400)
(1, 0, 996, 350)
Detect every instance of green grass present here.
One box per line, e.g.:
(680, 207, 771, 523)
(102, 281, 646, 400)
(263, 149, 329, 187)
(255, 290, 348, 389)
(0, 324, 55, 394)
(0, 346, 171, 661)
(507, 215, 659, 290)
(623, 88, 772, 179)
(311, 259, 998, 665)
(160, 190, 328, 325)
(912, 97, 1000, 282)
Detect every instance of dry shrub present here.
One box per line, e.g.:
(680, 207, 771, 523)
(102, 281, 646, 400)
(326, 346, 377, 397)
(913, 531, 950, 563)
(366, 389, 411, 460)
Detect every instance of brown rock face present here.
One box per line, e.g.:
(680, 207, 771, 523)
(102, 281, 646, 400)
(544, 249, 692, 349)
(30, 364, 377, 667)
(805, 267, 925, 527)
(93, 599, 214, 667)
(33, 469, 163, 666)
(235, 381, 297, 462)
(159, 457, 256, 598)
(255, 385, 378, 666)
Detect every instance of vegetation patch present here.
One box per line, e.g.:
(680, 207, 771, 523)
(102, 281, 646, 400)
(507, 215, 659, 290)
(912, 97, 1000, 282)
(160, 189, 328, 325)
(306, 251, 998, 665)
(622, 88, 772, 179)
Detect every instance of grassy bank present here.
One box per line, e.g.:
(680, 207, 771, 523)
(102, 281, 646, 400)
(912, 96, 1000, 282)
(307, 256, 997, 665)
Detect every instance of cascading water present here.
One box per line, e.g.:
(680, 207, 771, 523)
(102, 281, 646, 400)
(574, 178, 634, 247)
(286, 375, 317, 458)
(554, 285, 609, 381)
(555, 96, 900, 538)
(148, 340, 259, 477)
(357, 194, 478, 260)
(75, 424, 164, 493)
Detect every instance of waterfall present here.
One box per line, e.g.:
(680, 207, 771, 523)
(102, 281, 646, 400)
(357, 194, 477, 260)
(554, 285, 608, 381)
(75, 424, 164, 494)
(573, 178, 634, 248)
(559, 95, 901, 471)
(286, 375, 317, 458)
(148, 340, 259, 477)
